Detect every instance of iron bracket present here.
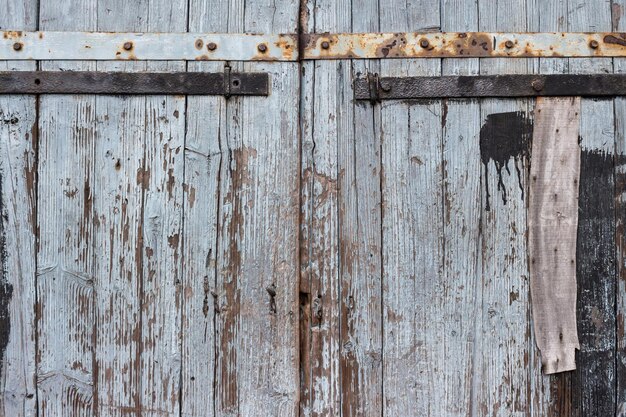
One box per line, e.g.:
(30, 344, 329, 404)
(0, 69, 269, 96)
(355, 74, 626, 101)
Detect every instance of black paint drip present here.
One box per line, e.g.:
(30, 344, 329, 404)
(479, 111, 533, 211)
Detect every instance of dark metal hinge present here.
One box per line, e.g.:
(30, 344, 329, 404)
(355, 74, 626, 101)
(365, 73, 392, 103)
(0, 69, 270, 96)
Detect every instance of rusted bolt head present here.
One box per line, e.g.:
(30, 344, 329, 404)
(257, 43, 268, 53)
(321, 40, 330, 50)
(207, 42, 217, 51)
(419, 38, 430, 49)
(531, 79, 544, 92)
(12, 42, 22, 51)
(589, 39, 599, 49)
(505, 40, 515, 49)
(123, 42, 133, 51)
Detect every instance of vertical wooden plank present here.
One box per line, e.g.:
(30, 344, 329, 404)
(477, 0, 534, 415)
(179, 0, 226, 416)
(212, 0, 301, 416)
(525, 1, 571, 415)
(440, 0, 481, 415)
(300, 0, 383, 414)
(0, 1, 38, 416)
(528, 97, 581, 375)
(614, 3, 626, 415)
(36, 0, 96, 415)
(569, 1, 617, 416)
(379, 1, 442, 415)
(92, 1, 187, 415)
(338, 3, 383, 416)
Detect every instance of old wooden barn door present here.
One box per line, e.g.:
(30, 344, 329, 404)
(1, 0, 626, 416)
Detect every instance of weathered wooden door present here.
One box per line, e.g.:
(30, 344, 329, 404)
(1, 0, 625, 416)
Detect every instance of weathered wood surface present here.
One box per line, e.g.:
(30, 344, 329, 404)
(0, 1, 38, 417)
(299, 0, 383, 415)
(615, 4, 626, 416)
(1, 0, 626, 416)
(529, 97, 581, 374)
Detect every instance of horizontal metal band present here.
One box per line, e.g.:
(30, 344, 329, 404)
(0, 71, 269, 95)
(303, 32, 626, 59)
(3, 31, 626, 60)
(354, 74, 626, 100)
(1, 31, 297, 61)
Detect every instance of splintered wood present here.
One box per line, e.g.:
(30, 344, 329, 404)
(529, 97, 581, 374)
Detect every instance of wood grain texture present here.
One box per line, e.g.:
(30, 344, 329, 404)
(528, 97, 581, 375)
(477, 0, 538, 415)
(0, 0, 38, 416)
(92, 1, 187, 415)
(615, 3, 626, 415)
(441, 1, 481, 415)
(378, 1, 443, 416)
(179, 1, 225, 416)
(569, 1, 617, 416)
(3, 0, 625, 416)
(210, 1, 301, 416)
(37, 0, 97, 415)
(299, 0, 383, 415)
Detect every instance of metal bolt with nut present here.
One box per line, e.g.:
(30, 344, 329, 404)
(321, 41, 330, 50)
(419, 39, 430, 49)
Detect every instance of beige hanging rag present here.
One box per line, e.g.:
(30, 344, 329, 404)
(529, 96, 581, 374)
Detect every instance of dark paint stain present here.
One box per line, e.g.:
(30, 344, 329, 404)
(479, 112, 532, 211)
(0, 168, 11, 378)
(575, 148, 617, 416)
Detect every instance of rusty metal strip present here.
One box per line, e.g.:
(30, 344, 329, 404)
(303, 32, 626, 59)
(3, 31, 626, 61)
(354, 74, 626, 100)
(0, 71, 269, 95)
(1, 31, 297, 61)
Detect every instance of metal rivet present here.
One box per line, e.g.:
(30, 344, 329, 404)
(321, 41, 330, 50)
(12, 42, 22, 51)
(123, 42, 133, 51)
(532, 79, 544, 92)
(207, 42, 217, 51)
(419, 39, 430, 49)
(505, 40, 515, 49)
(257, 43, 268, 53)
(589, 40, 599, 49)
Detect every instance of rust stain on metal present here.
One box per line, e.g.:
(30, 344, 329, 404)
(604, 33, 626, 46)
(3, 31, 22, 39)
(194, 39, 203, 49)
(302, 32, 626, 59)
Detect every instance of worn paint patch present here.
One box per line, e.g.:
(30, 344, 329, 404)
(576, 148, 616, 415)
(479, 111, 532, 210)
